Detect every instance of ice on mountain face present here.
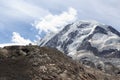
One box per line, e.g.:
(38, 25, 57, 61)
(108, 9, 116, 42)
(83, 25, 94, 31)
(89, 28, 120, 51)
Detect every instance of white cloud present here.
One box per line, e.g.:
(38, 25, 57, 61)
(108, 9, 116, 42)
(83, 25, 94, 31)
(0, 32, 34, 47)
(12, 32, 32, 44)
(32, 7, 77, 34)
(31, 0, 120, 30)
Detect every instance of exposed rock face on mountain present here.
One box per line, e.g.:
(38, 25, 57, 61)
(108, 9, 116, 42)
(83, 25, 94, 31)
(0, 45, 119, 80)
(39, 20, 120, 74)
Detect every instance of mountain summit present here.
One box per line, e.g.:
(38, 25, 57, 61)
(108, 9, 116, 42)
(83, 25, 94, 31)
(40, 20, 120, 58)
(39, 20, 120, 74)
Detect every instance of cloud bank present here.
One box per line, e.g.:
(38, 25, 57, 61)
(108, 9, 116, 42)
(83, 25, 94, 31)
(12, 32, 32, 44)
(0, 32, 34, 47)
(33, 8, 77, 34)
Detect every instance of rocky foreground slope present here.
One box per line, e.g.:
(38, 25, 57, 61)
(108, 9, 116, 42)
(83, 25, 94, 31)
(0, 45, 120, 80)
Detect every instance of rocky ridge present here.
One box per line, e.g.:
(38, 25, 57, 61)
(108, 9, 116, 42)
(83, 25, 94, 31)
(0, 45, 119, 80)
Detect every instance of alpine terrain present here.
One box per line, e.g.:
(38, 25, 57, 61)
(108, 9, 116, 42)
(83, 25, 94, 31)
(39, 20, 120, 74)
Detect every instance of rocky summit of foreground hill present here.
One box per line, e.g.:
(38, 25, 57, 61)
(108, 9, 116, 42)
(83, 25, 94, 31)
(0, 45, 119, 80)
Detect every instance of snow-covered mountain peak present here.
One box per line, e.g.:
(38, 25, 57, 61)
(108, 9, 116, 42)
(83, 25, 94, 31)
(66, 20, 110, 35)
(39, 20, 120, 58)
(39, 20, 120, 73)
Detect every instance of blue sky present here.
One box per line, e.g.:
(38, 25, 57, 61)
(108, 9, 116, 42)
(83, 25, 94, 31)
(0, 0, 120, 46)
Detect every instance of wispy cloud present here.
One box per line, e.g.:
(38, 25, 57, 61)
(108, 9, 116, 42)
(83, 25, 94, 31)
(32, 8, 77, 34)
(0, 0, 50, 21)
